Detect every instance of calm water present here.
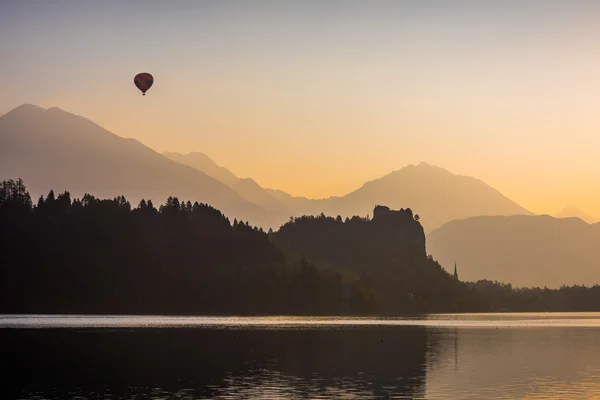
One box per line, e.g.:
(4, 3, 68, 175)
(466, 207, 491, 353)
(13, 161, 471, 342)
(2, 313, 600, 399)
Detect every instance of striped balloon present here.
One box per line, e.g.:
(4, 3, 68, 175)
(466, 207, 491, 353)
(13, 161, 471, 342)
(134, 73, 154, 95)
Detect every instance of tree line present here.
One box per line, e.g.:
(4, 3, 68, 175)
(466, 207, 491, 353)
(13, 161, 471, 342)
(0, 179, 371, 315)
(1, 178, 600, 314)
(271, 205, 600, 313)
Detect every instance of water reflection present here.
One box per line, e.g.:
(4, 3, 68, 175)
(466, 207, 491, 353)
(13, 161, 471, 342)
(425, 327, 600, 399)
(3, 315, 600, 399)
(3, 327, 429, 399)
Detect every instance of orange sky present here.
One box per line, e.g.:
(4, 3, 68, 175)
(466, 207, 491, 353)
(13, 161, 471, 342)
(2, 1, 600, 217)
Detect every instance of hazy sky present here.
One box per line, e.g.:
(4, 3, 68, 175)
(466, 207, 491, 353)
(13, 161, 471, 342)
(3, 0, 600, 216)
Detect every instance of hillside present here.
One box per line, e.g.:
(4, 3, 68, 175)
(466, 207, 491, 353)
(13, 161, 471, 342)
(231, 178, 291, 216)
(163, 151, 291, 218)
(0, 104, 272, 226)
(427, 215, 600, 288)
(273, 206, 467, 313)
(163, 151, 239, 186)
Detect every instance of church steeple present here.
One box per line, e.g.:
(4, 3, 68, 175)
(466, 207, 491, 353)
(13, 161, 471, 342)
(453, 261, 458, 280)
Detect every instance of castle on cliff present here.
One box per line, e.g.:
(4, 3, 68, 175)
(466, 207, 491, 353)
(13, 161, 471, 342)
(373, 205, 414, 220)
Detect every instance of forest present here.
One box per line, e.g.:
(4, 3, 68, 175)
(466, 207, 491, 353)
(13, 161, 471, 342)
(0, 179, 372, 314)
(1, 178, 600, 314)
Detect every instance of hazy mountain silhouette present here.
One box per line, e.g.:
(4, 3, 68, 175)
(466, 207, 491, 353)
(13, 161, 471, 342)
(231, 178, 291, 215)
(270, 163, 531, 232)
(267, 188, 317, 210)
(555, 206, 598, 224)
(163, 151, 290, 216)
(0, 104, 271, 226)
(427, 215, 600, 288)
(1, 105, 531, 231)
(164, 151, 530, 232)
(163, 151, 239, 186)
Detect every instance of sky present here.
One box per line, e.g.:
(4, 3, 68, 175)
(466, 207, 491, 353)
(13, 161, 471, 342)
(2, 0, 600, 216)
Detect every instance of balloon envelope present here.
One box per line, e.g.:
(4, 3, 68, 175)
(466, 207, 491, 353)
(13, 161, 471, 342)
(134, 73, 154, 95)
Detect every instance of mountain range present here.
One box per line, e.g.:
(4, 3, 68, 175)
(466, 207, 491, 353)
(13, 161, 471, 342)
(0, 103, 538, 231)
(271, 163, 531, 233)
(164, 153, 531, 233)
(162, 151, 239, 186)
(5, 103, 600, 287)
(0, 104, 272, 226)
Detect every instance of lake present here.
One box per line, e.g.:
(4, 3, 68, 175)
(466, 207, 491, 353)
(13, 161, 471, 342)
(2, 313, 600, 399)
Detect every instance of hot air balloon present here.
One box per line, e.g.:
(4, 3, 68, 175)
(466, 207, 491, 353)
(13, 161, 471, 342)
(134, 73, 154, 95)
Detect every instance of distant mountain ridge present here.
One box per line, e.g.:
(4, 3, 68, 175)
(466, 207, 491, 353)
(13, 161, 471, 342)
(427, 214, 600, 288)
(163, 151, 239, 186)
(555, 206, 598, 224)
(171, 151, 531, 232)
(162, 151, 291, 217)
(0, 104, 272, 226)
(264, 162, 531, 232)
(231, 178, 291, 216)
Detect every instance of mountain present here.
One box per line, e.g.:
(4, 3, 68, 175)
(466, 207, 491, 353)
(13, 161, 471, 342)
(165, 153, 531, 232)
(266, 188, 318, 210)
(163, 151, 239, 186)
(427, 215, 600, 288)
(163, 151, 290, 218)
(555, 206, 598, 224)
(231, 178, 291, 216)
(2, 104, 530, 231)
(0, 104, 272, 226)
(269, 163, 531, 232)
